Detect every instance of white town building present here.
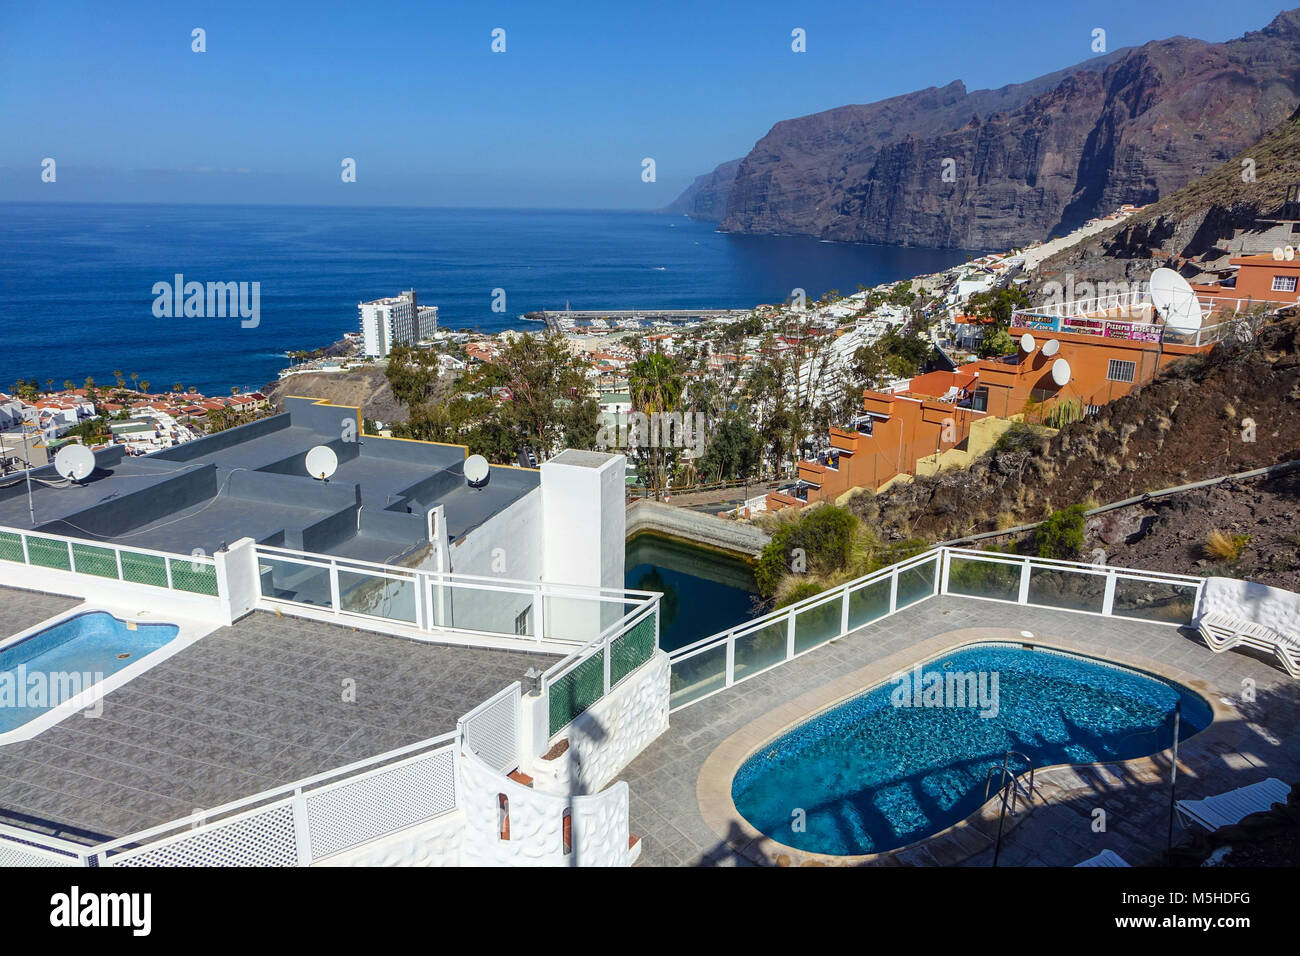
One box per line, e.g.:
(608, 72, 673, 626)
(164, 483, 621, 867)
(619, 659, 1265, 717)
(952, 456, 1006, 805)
(359, 289, 438, 357)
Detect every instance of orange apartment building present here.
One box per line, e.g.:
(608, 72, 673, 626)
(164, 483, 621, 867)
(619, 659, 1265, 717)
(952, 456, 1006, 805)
(1194, 254, 1300, 305)
(768, 306, 1231, 511)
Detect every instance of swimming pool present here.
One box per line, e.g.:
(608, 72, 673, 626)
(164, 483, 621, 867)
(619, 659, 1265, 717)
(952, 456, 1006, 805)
(731, 642, 1212, 856)
(0, 611, 180, 735)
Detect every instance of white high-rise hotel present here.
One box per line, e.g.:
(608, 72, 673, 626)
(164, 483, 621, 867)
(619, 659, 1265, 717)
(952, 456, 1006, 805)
(358, 289, 439, 357)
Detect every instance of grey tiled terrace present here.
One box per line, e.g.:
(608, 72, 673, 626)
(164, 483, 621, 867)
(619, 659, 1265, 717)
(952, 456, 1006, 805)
(620, 596, 1300, 867)
(0, 605, 558, 845)
(0, 587, 80, 637)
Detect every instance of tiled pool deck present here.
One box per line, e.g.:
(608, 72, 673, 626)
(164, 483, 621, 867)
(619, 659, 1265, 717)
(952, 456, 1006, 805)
(619, 596, 1300, 867)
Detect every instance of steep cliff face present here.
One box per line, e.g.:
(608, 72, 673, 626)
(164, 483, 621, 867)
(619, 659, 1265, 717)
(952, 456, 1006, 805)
(675, 10, 1300, 248)
(661, 159, 741, 219)
(1031, 105, 1300, 291)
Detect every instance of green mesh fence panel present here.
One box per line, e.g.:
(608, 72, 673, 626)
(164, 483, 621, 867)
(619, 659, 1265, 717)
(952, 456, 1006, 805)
(70, 543, 118, 579)
(169, 559, 219, 595)
(120, 552, 169, 588)
(25, 537, 71, 571)
(548, 648, 605, 737)
(0, 531, 23, 563)
(610, 614, 656, 687)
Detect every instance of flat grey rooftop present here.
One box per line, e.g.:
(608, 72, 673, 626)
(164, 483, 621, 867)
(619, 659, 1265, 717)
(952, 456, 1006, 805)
(0, 609, 559, 845)
(622, 596, 1300, 867)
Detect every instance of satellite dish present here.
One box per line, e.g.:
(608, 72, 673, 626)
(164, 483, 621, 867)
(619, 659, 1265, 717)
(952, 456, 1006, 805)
(1019, 332, 1035, 353)
(304, 445, 338, 481)
(1042, 338, 1060, 357)
(1149, 268, 1202, 334)
(54, 444, 96, 482)
(1273, 247, 1286, 261)
(464, 454, 490, 488)
(1051, 358, 1072, 387)
(1286, 246, 1296, 262)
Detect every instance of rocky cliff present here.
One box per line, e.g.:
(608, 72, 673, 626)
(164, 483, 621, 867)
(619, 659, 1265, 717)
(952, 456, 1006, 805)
(672, 10, 1300, 250)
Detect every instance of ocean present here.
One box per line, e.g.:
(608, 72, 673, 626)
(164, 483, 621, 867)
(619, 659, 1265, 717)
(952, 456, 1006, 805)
(0, 202, 976, 396)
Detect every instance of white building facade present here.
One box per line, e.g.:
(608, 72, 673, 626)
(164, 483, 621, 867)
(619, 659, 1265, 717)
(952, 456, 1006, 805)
(359, 290, 436, 357)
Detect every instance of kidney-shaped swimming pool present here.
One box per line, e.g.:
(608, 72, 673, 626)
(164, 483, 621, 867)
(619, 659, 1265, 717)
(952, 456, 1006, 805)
(731, 642, 1212, 857)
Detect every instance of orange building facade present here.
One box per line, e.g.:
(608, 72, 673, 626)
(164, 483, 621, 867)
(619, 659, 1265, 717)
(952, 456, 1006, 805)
(768, 308, 1222, 511)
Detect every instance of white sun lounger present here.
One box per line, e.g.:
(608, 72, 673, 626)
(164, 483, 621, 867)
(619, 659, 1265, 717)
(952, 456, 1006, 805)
(1074, 849, 1130, 867)
(1176, 777, 1291, 832)
(1197, 612, 1300, 678)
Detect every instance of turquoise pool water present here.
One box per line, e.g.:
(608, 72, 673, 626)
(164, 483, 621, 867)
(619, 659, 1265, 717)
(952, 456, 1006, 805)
(731, 643, 1212, 856)
(0, 612, 179, 733)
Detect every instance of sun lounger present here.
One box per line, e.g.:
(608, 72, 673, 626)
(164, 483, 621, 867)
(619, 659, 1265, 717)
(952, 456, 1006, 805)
(1074, 849, 1130, 867)
(1197, 612, 1300, 678)
(1176, 777, 1291, 832)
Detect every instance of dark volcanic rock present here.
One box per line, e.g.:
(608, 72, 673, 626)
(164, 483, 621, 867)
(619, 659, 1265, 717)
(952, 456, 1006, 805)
(676, 11, 1300, 250)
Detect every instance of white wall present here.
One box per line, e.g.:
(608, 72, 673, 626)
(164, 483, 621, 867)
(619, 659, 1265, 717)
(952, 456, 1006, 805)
(527, 650, 670, 794)
(314, 811, 464, 867)
(443, 487, 543, 637)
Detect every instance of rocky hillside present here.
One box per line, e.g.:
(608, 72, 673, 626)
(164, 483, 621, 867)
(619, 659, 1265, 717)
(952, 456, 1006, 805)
(672, 10, 1300, 250)
(263, 366, 408, 425)
(849, 311, 1300, 588)
(1031, 105, 1300, 292)
(662, 159, 741, 220)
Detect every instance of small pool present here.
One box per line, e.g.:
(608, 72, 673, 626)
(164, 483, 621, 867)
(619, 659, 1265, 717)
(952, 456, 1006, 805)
(731, 642, 1212, 856)
(0, 611, 180, 735)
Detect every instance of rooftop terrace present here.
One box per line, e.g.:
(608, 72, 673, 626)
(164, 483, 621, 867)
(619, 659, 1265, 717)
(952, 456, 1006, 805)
(0, 396, 538, 563)
(0, 588, 558, 845)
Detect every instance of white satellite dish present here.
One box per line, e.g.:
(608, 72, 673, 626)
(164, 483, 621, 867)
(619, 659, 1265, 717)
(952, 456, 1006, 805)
(53, 444, 96, 482)
(304, 445, 338, 481)
(1051, 358, 1071, 387)
(1149, 268, 1202, 334)
(1042, 338, 1060, 357)
(1286, 246, 1296, 261)
(464, 454, 490, 488)
(1019, 332, 1035, 353)
(1273, 247, 1286, 261)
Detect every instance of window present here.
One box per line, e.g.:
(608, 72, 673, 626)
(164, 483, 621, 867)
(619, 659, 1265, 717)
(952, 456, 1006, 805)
(1271, 275, 1297, 293)
(1107, 359, 1137, 383)
(514, 608, 530, 636)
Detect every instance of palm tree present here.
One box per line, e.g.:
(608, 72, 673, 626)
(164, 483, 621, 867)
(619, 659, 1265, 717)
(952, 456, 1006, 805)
(113, 369, 124, 388)
(139, 380, 150, 394)
(629, 352, 684, 491)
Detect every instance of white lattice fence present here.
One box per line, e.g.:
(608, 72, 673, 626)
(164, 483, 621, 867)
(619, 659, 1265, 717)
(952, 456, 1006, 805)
(457, 682, 521, 774)
(0, 833, 86, 867)
(105, 803, 300, 867)
(305, 746, 457, 859)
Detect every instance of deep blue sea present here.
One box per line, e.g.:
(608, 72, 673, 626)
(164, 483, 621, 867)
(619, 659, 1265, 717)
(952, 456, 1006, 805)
(1, 203, 975, 395)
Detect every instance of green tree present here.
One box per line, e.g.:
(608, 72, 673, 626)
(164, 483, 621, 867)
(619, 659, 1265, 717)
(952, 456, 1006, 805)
(699, 413, 762, 481)
(1031, 504, 1087, 560)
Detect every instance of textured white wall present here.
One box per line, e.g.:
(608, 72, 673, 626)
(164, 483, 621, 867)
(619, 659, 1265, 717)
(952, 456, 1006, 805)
(458, 749, 630, 867)
(532, 650, 670, 795)
(1200, 577, 1300, 635)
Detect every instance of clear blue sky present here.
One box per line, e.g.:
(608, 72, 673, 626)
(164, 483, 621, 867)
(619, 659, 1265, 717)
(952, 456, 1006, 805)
(0, 0, 1290, 208)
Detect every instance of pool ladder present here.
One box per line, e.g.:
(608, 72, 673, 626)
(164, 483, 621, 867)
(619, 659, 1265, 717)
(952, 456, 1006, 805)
(985, 750, 1037, 867)
(983, 750, 1036, 815)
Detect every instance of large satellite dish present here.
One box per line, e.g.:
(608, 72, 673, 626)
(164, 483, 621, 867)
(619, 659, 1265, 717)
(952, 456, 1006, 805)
(304, 445, 338, 481)
(53, 444, 95, 482)
(1019, 332, 1035, 353)
(1149, 268, 1202, 334)
(1051, 358, 1072, 387)
(1042, 338, 1060, 357)
(464, 454, 490, 488)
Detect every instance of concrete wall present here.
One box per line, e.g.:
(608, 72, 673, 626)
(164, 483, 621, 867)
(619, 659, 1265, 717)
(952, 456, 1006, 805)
(314, 811, 464, 867)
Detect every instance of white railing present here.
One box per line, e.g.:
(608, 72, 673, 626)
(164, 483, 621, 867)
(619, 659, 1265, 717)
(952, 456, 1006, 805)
(253, 543, 658, 650)
(0, 522, 218, 596)
(668, 546, 1206, 711)
(1011, 290, 1285, 348)
(542, 595, 660, 739)
(458, 682, 522, 774)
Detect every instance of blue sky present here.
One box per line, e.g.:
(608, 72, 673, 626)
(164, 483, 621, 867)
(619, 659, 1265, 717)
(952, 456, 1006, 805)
(0, 0, 1290, 208)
